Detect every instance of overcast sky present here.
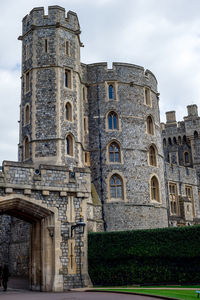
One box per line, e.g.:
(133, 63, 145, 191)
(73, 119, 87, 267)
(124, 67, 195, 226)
(1, 0, 200, 164)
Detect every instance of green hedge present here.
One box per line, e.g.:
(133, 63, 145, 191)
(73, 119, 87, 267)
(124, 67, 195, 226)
(88, 226, 200, 286)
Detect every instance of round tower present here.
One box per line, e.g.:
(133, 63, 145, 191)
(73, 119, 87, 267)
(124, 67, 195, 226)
(18, 6, 85, 167)
(86, 62, 168, 230)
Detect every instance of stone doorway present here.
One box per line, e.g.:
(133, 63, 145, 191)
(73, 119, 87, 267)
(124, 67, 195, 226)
(0, 197, 59, 291)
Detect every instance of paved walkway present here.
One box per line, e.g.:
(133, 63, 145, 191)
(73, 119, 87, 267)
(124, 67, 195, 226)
(0, 290, 164, 300)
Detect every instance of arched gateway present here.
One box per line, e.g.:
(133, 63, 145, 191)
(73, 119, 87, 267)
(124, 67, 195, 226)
(0, 196, 57, 291)
(0, 161, 91, 291)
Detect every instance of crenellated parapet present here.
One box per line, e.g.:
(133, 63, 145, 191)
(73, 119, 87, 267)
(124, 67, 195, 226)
(85, 62, 158, 92)
(20, 6, 80, 38)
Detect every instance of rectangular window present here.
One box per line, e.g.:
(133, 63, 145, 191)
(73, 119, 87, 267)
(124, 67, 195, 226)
(25, 72, 30, 93)
(84, 152, 90, 166)
(65, 69, 71, 88)
(84, 117, 88, 132)
(169, 182, 178, 215)
(185, 186, 193, 201)
(25, 44, 30, 60)
(44, 39, 48, 53)
(66, 41, 70, 56)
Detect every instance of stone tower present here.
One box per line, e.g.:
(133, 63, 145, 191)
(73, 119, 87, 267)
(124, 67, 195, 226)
(84, 63, 168, 230)
(18, 6, 85, 168)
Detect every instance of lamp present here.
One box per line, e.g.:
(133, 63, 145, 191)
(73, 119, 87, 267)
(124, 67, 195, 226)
(71, 215, 85, 237)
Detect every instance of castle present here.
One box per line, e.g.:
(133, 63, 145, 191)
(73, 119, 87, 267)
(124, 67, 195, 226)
(0, 5, 200, 291)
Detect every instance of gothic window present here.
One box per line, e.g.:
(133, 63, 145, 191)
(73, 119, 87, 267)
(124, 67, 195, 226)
(149, 145, 156, 166)
(150, 176, 160, 202)
(184, 151, 190, 164)
(145, 88, 151, 106)
(169, 183, 178, 215)
(65, 102, 72, 121)
(109, 84, 114, 99)
(25, 71, 30, 93)
(168, 137, 172, 145)
(24, 136, 29, 160)
(108, 111, 118, 130)
(109, 142, 121, 163)
(24, 104, 30, 125)
(146, 116, 154, 135)
(66, 134, 73, 156)
(110, 174, 123, 199)
(65, 69, 71, 88)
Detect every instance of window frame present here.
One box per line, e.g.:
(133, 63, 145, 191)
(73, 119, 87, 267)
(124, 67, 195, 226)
(24, 104, 30, 126)
(146, 115, 154, 135)
(109, 141, 121, 163)
(150, 175, 160, 203)
(66, 134, 74, 156)
(64, 69, 72, 89)
(108, 111, 119, 130)
(109, 174, 124, 200)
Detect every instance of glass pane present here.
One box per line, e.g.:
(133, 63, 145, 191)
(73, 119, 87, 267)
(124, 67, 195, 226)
(117, 186, 122, 198)
(115, 153, 119, 162)
(108, 115, 112, 129)
(111, 186, 115, 198)
(113, 115, 117, 129)
(110, 153, 114, 162)
(110, 178, 115, 185)
(109, 85, 114, 99)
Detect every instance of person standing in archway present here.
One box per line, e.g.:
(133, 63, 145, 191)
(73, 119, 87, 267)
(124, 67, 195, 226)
(2, 265, 9, 291)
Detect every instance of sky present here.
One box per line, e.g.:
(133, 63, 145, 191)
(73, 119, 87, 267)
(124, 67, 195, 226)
(1, 0, 200, 164)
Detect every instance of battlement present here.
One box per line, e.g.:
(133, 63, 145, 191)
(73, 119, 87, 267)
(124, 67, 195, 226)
(21, 6, 80, 36)
(86, 62, 157, 88)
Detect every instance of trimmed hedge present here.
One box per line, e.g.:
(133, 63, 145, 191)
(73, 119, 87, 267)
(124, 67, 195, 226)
(88, 226, 200, 286)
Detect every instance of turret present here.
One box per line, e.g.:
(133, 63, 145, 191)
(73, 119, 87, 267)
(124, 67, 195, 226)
(18, 6, 84, 167)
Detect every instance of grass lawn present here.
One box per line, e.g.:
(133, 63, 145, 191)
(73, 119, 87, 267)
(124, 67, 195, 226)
(96, 288, 200, 300)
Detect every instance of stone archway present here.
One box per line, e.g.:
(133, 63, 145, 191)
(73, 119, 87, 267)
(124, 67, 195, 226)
(0, 195, 62, 292)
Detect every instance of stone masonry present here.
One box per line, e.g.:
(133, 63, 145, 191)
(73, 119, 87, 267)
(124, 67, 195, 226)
(0, 5, 200, 291)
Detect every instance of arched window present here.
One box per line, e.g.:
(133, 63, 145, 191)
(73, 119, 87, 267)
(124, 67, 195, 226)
(149, 145, 157, 166)
(173, 137, 177, 144)
(145, 88, 151, 106)
(108, 111, 118, 130)
(178, 136, 182, 144)
(109, 84, 114, 99)
(65, 102, 72, 121)
(24, 136, 29, 160)
(24, 104, 30, 125)
(184, 151, 190, 164)
(146, 116, 154, 135)
(110, 174, 123, 199)
(66, 134, 73, 156)
(168, 137, 172, 145)
(109, 142, 121, 163)
(163, 138, 166, 147)
(150, 176, 160, 202)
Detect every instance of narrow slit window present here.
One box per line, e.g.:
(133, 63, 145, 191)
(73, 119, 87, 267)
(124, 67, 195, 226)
(44, 39, 48, 53)
(66, 41, 69, 56)
(25, 72, 30, 93)
(65, 70, 71, 88)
